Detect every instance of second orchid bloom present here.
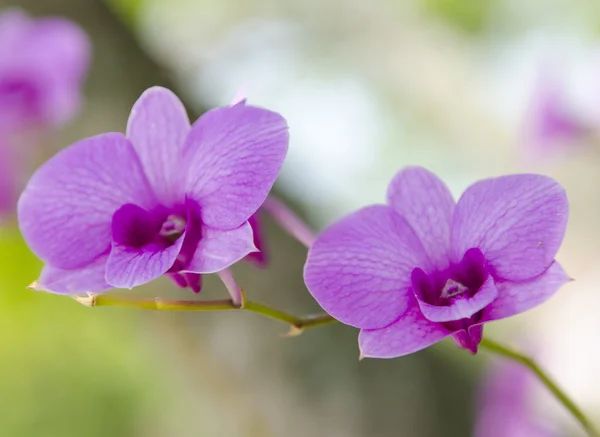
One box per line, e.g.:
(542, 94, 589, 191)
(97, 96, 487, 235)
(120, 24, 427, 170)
(304, 167, 569, 358)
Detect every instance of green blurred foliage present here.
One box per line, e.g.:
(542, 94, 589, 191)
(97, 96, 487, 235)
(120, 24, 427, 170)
(105, 0, 145, 26)
(0, 228, 167, 437)
(421, 0, 498, 34)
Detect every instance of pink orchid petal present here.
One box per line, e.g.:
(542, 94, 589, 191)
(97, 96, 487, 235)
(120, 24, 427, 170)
(18, 133, 156, 270)
(359, 301, 450, 358)
(451, 174, 568, 281)
(36, 255, 111, 295)
(482, 262, 569, 322)
(182, 104, 288, 230)
(126, 87, 191, 204)
(186, 221, 257, 274)
(105, 234, 185, 289)
(387, 166, 455, 270)
(304, 205, 428, 330)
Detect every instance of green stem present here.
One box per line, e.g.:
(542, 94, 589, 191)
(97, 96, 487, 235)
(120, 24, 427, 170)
(242, 300, 336, 334)
(480, 337, 599, 437)
(74, 294, 336, 334)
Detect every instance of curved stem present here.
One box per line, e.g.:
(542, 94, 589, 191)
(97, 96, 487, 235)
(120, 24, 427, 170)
(262, 196, 317, 248)
(480, 337, 599, 437)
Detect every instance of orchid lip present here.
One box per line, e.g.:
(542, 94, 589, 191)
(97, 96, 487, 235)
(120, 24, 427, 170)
(411, 247, 497, 323)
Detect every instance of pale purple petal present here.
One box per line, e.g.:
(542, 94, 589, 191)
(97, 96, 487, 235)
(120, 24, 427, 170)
(387, 166, 455, 269)
(359, 301, 450, 358)
(182, 104, 288, 230)
(304, 205, 429, 330)
(18, 133, 156, 269)
(35, 255, 111, 295)
(22, 16, 90, 83)
(482, 262, 569, 322)
(475, 360, 559, 437)
(185, 222, 257, 274)
(451, 175, 568, 281)
(415, 276, 498, 322)
(126, 87, 190, 204)
(105, 236, 185, 289)
(0, 11, 90, 127)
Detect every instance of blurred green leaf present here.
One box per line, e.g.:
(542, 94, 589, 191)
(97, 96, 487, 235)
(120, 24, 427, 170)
(421, 0, 497, 34)
(0, 228, 168, 437)
(104, 0, 145, 27)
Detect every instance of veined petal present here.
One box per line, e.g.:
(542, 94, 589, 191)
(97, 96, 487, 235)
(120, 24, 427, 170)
(182, 104, 288, 230)
(105, 235, 185, 289)
(451, 174, 568, 281)
(387, 167, 455, 269)
(304, 205, 428, 330)
(185, 222, 257, 274)
(359, 301, 450, 358)
(126, 87, 190, 204)
(415, 275, 498, 323)
(18, 133, 156, 269)
(482, 262, 569, 322)
(35, 255, 111, 295)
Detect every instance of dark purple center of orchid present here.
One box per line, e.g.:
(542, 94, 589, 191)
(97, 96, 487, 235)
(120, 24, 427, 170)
(111, 203, 187, 250)
(411, 248, 488, 308)
(410, 247, 490, 351)
(111, 201, 204, 293)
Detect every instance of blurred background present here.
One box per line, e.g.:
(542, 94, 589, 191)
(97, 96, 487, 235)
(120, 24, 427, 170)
(0, 0, 599, 435)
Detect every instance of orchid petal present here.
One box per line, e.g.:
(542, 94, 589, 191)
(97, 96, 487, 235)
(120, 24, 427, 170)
(451, 174, 568, 281)
(304, 205, 428, 330)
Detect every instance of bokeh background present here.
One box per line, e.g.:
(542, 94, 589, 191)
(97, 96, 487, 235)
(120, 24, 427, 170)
(0, 0, 599, 436)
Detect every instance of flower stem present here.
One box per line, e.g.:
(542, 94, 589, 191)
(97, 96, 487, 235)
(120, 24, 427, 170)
(241, 300, 336, 334)
(480, 337, 599, 437)
(73, 294, 336, 334)
(262, 196, 317, 248)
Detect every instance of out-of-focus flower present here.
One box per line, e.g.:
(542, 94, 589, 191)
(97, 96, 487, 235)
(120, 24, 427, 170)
(0, 9, 90, 131)
(0, 138, 16, 215)
(304, 167, 569, 358)
(18, 87, 289, 294)
(527, 75, 590, 153)
(475, 360, 558, 437)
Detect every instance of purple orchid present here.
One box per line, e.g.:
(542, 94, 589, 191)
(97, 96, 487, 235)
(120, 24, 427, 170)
(304, 167, 569, 358)
(0, 9, 90, 131)
(475, 360, 558, 437)
(18, 86, 289, 294)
